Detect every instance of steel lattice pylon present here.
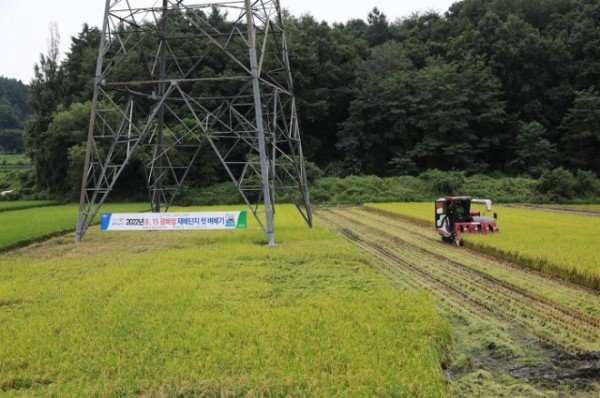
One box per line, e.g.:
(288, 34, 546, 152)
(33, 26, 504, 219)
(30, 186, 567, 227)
(75, 0, 312, 245)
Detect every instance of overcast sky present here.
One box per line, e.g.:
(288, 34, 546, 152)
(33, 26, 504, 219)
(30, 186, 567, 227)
(0, 0, 457, 83)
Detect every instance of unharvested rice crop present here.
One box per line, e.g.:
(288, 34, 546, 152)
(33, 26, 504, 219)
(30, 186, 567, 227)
(0, 203, 146, 251)
(0, 204, 451, 396)
(365, 202, 600, 289)
(0, 200, 58, 213)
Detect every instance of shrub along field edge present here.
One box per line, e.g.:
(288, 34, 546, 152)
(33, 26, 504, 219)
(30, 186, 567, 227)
(176, 169, 600, 207)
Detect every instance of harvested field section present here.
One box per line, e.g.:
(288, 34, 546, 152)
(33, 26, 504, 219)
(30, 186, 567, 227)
(317, 207, 600, 396)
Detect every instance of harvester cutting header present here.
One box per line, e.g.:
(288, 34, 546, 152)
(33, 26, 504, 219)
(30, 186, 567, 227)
(435, 196, 499, 246)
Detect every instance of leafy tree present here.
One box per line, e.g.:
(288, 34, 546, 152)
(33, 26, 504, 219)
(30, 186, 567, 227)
(286, 15, 368, 165)
(67, 143, 86, 200)
(536, 167, 576, 201)
(0, 77, 30, 134)
(0, 98, 22, 130)
(62, 24, 101, 104)
(342, 19, 368, 39)
(339, 42, 506, 175)
(0, 130, 24, 153)
(33, 102, 90, 193)
(509, 121, 556, 177)
(573, 169, 600, 197)
(366, 8, 392, 46)
(559, 88, 600, 173)
(336, 42, 412, 175)
(26, 23, 64, 190)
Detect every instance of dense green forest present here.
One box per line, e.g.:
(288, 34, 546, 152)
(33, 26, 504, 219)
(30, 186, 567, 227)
(0, 76, 30, 153)
(3, 0, 600, 201)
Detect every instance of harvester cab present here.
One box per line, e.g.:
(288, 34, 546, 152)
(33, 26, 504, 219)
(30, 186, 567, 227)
(435, 196, 499, 246)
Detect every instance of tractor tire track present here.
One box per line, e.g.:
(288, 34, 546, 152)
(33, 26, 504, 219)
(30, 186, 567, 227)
(317, 208, 600, 354)
(316, 212, 524, 337)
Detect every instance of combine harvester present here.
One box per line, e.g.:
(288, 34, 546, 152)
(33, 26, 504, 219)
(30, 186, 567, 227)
(435, 196, 499, 246)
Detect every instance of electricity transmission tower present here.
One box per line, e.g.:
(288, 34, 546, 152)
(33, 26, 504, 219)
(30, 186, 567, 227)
(75, 0, 312, 245)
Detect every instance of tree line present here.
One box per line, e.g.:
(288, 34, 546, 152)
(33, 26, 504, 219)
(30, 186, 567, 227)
(0, 76, 30, 153)
(14, 0, 600, 198)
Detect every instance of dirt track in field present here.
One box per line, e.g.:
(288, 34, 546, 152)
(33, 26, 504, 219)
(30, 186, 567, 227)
(317, 207, 600, 396)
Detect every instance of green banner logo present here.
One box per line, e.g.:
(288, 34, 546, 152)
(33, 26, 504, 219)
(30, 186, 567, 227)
(236, 211, 247, 229)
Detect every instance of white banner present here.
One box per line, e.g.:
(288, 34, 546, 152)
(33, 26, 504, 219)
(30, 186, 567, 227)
(100, 211, 247, 231)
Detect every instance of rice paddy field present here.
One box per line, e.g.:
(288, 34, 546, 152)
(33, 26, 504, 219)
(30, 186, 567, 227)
(0, 204, 450, 396)
(317, 206, 600, 396)
(0, 155, 29, 175)
(1, 200, 598, 396)
(0, 154, 28, 166)
(0, 200, 58, 214)
(365, 202, 600, 290)
(0, 203, 147, 252)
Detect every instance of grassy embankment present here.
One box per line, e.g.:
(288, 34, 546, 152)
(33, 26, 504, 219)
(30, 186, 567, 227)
(364, 202, 600, 290)
(0, 205, 451, 396)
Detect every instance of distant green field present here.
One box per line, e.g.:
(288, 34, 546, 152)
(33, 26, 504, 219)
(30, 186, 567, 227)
(0, 200, 58, 213)
(0, 154, 28, 167)
(365, 202, 600, 289)
(0, 205, 450, 396)
(0, 203, 147, 251)
(0, 154, 30, 171)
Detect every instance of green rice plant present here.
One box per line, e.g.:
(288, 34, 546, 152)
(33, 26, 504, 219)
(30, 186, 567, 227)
(0, 205, 450, 396)
(0, 200, 58, 213)
(0, 154, 28, 166)
(364, 202, 600, 290)
(0, 203, 147, 252)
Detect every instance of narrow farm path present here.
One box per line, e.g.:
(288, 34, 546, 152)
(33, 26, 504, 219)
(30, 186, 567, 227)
(316, 207, 600, 397)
